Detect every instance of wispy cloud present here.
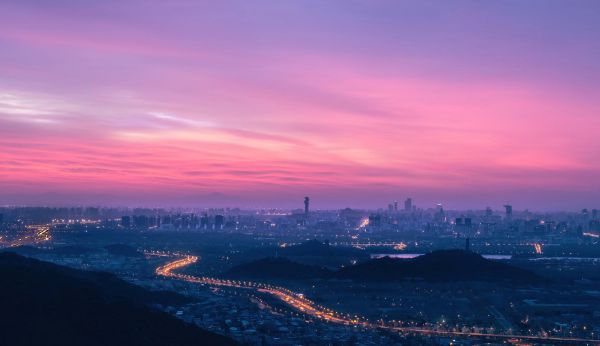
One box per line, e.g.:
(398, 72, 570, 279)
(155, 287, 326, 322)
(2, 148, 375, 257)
(148, 112, 215, 128)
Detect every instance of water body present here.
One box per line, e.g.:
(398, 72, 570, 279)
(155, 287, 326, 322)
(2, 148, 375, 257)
(370, 254, 512, 260)
(529, 257, 600, 262)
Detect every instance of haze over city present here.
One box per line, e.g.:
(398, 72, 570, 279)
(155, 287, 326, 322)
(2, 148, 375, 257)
(2, 1, 600, 210)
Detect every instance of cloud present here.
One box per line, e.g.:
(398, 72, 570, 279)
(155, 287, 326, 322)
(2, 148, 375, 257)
(148, 112, 215, 128)
(0, 92, 64, 124)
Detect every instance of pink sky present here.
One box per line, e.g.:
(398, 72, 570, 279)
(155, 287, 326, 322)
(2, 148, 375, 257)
(1, 1, 599, 210)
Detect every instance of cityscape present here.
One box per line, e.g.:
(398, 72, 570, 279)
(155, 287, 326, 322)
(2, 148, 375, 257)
(2, 1, 600, 345)
(1, 201, 600, 345)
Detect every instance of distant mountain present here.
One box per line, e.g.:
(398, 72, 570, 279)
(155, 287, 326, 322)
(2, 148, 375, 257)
(226, 257, 331, 280)
(335, 250, 542, 283)
(0, 252, 235, 346)
(227, 250, 542, 284)
(280, 239, 365, 258)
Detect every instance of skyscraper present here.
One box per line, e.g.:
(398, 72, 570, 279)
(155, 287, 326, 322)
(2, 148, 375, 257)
(504, 204, 513, 220)
(200, 214, 209, 229)
(214, 215, 224, 229)
(404, 198, 412, 212)
(304, 196, 310, 216)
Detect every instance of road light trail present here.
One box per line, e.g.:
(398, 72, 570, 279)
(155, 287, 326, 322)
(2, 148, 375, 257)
(154, 254, 354, 324)
(155, 254, 599, 345)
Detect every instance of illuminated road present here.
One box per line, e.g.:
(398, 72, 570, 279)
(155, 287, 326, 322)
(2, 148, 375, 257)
(155, 254, 353, 324)
(1, 224, 52, 248)
(155, 254, 599, 345)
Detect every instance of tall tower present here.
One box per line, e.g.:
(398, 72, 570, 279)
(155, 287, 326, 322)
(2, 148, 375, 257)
(304, 196, 310, 216)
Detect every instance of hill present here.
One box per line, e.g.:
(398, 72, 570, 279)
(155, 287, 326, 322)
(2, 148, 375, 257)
(225, 250, 541, 284)
(279, 239, 365, 258)
(239, 240, 367, 268)
(335, 250, 542, 283)
(226, 257, 331, 280)
(0, 252, 235, 346)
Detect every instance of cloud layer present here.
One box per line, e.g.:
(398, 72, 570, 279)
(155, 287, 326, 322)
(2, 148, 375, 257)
(1, 1, 599, 209)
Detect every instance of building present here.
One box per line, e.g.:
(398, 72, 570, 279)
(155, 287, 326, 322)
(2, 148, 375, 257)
(404, 198, 412, 212)
(200, 214, 209, 229)
(214, 215, 224, 229)
(368, 214, 381, 227)
(504, 204, 512, 220)
(304, 197, 310, 216)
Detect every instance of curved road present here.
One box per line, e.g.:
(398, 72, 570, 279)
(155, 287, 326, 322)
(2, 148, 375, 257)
(155, 254, 599, 345)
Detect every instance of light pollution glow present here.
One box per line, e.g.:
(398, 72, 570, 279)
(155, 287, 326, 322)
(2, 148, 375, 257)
(0, 1, 599, 210)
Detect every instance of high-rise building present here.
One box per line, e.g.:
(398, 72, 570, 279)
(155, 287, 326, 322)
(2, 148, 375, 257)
(368, 214, 381, 227)
(200, 214, 209, 229)
(504, 204, 513, 219)
(404, 198, 412, 212)
(214, 215, 224, 229)
(394, 201, 398, 212)
(304, 196, 310, 215)
(435, 203, 445, 222)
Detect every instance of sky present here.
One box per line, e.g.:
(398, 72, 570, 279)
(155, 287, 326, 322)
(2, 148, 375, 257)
(1, 1, 599, 210)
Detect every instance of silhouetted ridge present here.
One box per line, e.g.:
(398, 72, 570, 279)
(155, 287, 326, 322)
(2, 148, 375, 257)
(226, 250, 540, 284)
(226, 257, 331, 280)
(336, 250, 541, 283)
(280, 239, 364, 257)
(0, 252, 235, 346)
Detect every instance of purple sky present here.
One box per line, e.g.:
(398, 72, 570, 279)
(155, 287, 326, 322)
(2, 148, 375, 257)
(1, 1, 600, 210)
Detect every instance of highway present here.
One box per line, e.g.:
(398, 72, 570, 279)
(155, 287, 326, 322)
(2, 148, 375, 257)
(155, 254, 353, 324)
(155, 254, 599, 345)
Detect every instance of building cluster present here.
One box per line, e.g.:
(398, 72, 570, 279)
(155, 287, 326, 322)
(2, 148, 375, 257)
(119, 213, 227, 230)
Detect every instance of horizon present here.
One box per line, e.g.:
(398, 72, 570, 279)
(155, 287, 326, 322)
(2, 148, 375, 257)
(2, 1, 600, 209)
(0, 201, 593, 213)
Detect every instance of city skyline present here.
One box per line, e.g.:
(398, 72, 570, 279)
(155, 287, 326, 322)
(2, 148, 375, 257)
(1, 1, 600, 210)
